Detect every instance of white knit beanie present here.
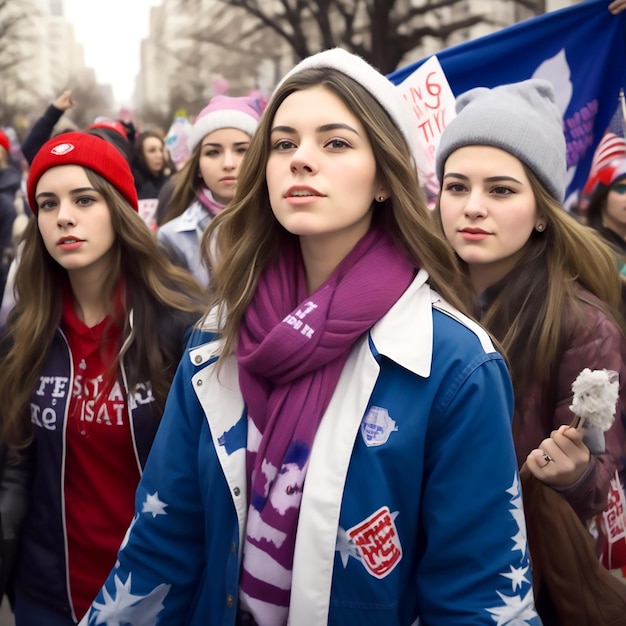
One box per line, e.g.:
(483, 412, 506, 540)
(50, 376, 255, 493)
(273, 48, 421, 170)
(436, 79, 567, 201)
(188, 95, 261, 153)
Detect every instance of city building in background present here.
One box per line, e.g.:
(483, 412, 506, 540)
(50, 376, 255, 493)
(0, 0, 112, 134)
(0, 0, 578, 134)
(137, 0, 577, 125)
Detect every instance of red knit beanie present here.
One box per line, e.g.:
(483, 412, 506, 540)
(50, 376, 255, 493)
(0, 129, 10, 153)
(27, 131, 138, 213)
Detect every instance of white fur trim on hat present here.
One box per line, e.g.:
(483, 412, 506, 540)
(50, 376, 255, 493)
(274, 48, 422, 172)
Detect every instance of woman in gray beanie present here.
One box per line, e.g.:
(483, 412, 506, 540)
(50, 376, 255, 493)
(435, 78, 626, 623)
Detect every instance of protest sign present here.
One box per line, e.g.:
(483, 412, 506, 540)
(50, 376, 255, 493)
(395, 55, 456, 204)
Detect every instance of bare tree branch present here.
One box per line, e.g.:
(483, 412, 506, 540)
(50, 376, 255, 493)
(0, 0, 33, 73)
(197, 0, 544, 74)
(160, 0, 545, 127)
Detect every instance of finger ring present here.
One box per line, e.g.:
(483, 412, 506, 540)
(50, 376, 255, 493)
(541, 450, 553, 466)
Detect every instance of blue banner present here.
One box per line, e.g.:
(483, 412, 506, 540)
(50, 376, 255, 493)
(388, 0, 626, 204)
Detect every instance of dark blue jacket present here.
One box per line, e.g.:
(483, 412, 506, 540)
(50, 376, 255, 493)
(12, 308, 196, 622)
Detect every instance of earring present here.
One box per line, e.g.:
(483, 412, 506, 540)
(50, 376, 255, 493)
(536, 223, 545, 232)
(377, 196, 386, 202)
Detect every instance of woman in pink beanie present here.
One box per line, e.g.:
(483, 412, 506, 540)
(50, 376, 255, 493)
(157, 95, 261, 286)
(0, 131, 207, 625)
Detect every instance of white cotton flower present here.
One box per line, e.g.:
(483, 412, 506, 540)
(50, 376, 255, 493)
(569, 368, 619, 431)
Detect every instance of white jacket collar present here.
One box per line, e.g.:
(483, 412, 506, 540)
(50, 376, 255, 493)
(370, 268, 433, 377)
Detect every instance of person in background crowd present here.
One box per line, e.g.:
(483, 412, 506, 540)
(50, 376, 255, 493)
(131, 131, 173, 231)
(80, 48, 539, 626)
(84, 120, 134, 164)
(435, 78, 626, 623)
(20, 90, 77, 164)
(0, 131, 207, 625)
(575, 130, 626, 220)
(151, 115, 193, 229)
(0, 130, 21, 309)
(584, 158, 626, 271)
(20, 90, 133, 166)
(157, 95, 261, 286)
(0, 135, 27, 324)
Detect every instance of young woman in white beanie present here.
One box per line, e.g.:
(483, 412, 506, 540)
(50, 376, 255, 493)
(157, 96, 261, 286)
(79, 50, 540, 626)
(435, 79, 626, 622)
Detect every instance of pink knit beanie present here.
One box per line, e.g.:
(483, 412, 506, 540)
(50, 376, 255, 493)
(188, 95, 261, 152)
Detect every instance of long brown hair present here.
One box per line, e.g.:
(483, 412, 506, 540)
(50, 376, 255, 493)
(0, 170, 208, 448)
(161, 151, 202, 224)
(201, 67, 473, 362)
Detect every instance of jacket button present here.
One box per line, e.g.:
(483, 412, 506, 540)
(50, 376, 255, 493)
(194, 355, 202, 364)
(226, 594, 234, 608)
(233, 486, 241, 496)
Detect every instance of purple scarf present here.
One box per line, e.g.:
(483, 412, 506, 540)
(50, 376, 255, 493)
(236, 225, 415, 625)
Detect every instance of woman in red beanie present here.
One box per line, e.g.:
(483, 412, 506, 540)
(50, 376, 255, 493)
(0, 131, 207, 625)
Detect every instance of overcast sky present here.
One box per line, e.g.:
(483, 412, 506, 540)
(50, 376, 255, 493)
(64, 0, 162, 108)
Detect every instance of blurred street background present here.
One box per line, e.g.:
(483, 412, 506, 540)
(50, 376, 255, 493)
(1, 0, 580, 137)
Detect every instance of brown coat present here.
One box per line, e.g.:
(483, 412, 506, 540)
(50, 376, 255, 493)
(512, 290, 626, 521)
